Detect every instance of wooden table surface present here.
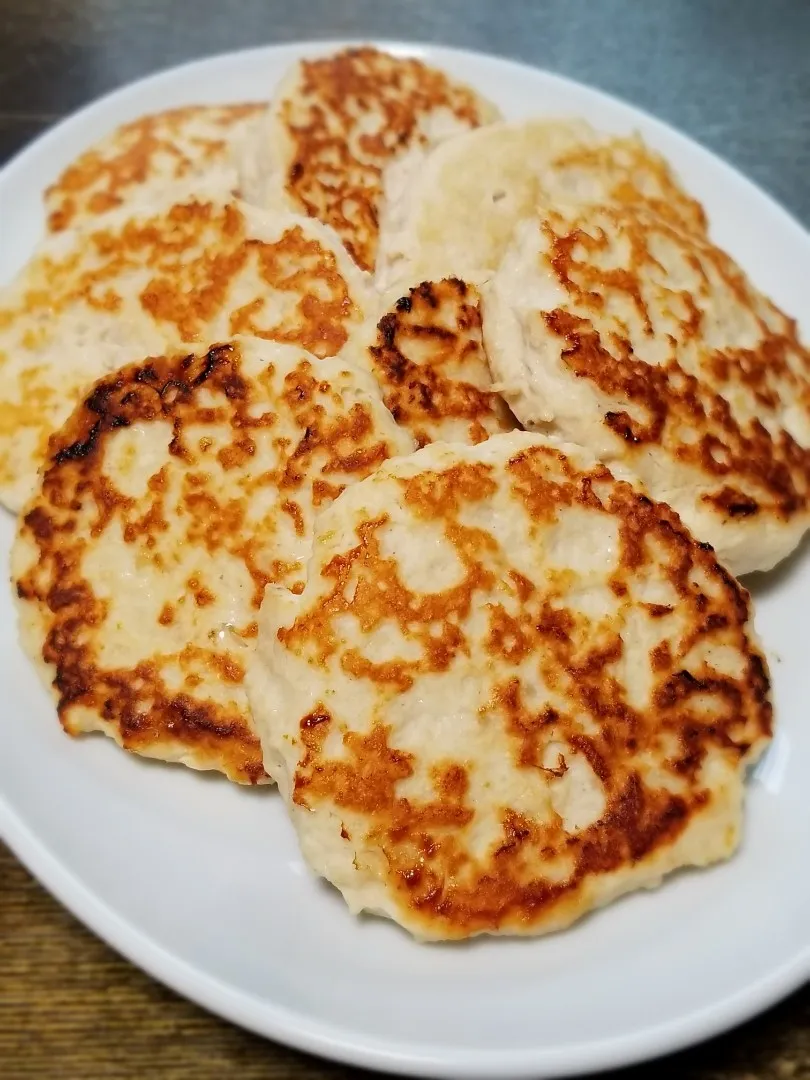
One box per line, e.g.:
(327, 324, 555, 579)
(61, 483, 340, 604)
(1, 1, 808, 1077)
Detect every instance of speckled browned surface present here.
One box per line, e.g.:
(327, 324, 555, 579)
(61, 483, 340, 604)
(1, 1, 809, 1077)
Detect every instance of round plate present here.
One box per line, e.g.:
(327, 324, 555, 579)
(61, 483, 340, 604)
(1, 40, 808, 1080)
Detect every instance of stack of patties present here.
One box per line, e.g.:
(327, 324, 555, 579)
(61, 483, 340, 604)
(239, 45, 500, 273)
(0, 185, 372, 511)
(374, 115, 810, 575)
(7, 46, 501, 780)
(8, 47, 810, 939)
(247, 100, 810, 936)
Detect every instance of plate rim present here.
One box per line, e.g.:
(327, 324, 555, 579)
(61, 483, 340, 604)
(4, 796, 810, 1080)
(1, 37, 808, 1080)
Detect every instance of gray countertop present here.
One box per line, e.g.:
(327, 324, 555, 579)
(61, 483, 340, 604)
(2, 0, 810, 225)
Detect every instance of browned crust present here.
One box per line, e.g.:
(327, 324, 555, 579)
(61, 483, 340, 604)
(46, 104, 264, 232)
(539, 207, 810, 521)
(549, 137, 708, 235)
(14, 344, 400, 784)
(281, 444, 771, 936)
(280, 48, 492, 270)
(37, 201, 358, 357)
(368, 278, 517, 446)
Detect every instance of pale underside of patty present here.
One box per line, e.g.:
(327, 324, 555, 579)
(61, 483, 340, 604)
(0, 190, 372, 512)
(45, 103, 266, 234)
(347, 277, 518, 447)
(482, 203, 810, 576)
(248, 431, 772, 939)
(375, 117, 707, 291)
(12, 339, 414, 784)
(239, 46, 500, 273)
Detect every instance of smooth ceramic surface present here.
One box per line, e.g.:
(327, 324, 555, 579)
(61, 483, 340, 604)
(0, 41, 808, 1080)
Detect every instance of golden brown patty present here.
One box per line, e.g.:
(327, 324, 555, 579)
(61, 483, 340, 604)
(483, 202, 810, 574)
(249, 432, 772, 938)
(541, 127, 707, 235)
(12, 339, 413, 783)
(0, 192, 371, 512)
(375, 118, 707, 290)
(357, 278, 517, 447)
(243, 47, 498, 271)
(46, 104, 264, 233)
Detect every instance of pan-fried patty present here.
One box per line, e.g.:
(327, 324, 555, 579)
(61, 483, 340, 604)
(12, 339, 413, 783)
(240, 46, 499, 272)
(0, 191, 371, 512)
(482, 202, 810, 575)
(376, 118, 707, 290)
(248, 432, 771, 939)
(351, 277, 517, 447)
(45, 104, 265, 233)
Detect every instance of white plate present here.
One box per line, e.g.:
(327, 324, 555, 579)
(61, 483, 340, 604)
(1, 40, 808, 1080)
